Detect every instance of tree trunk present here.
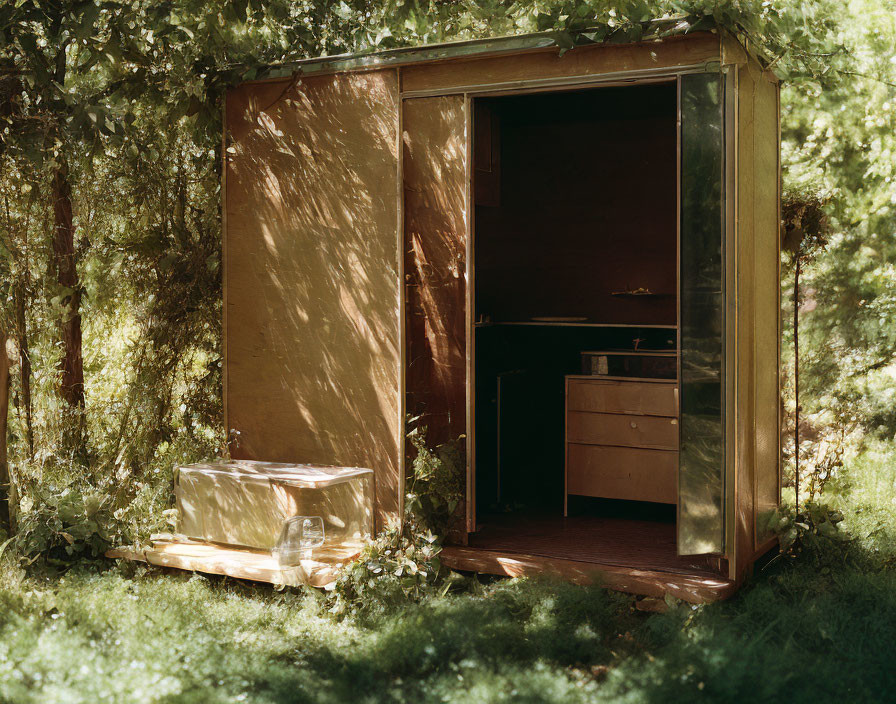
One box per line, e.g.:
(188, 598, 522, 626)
(14, 280, 33, 458)
(793, 257, 800, 513)
(51, 158, 84, 409)
(0, 331, 11, 534)
(52, 158, 86, 457)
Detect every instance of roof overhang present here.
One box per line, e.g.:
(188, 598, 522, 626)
(252, 16, 723, 81)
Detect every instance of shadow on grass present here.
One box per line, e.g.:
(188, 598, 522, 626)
(2, 527, 895, 703)
(615, 534, 896, 704)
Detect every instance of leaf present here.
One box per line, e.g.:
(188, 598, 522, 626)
(551, 30, 576, 56)
(76, 3, 101, 42)
(232, 0, 249, 20)
(817, 520, 841, 539)
(0, 536, 15, 563)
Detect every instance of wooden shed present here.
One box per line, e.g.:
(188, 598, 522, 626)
(217, 23, 781, 602)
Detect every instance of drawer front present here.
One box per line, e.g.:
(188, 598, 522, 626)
(567, 379, 678, 416)
(566, 411, 679, 450)
(566, 444, 677, 504)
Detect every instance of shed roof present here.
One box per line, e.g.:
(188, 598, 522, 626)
(251, 16, 761, 82)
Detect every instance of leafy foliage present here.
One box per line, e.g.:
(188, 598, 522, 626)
(11, 468, 116, 558)
(404, 424, 466, 539)
(0, 0, 890, 602)
(777, 0, 896, 513)
(782, 190, 831, 263)
(0, 3, 893, 700)
(329, 427, 465, 618)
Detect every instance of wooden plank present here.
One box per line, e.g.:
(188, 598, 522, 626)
(723, 67, 739, 569)
(402, 94, 469, 543)
(470, 513, 722, 574)
(566, 375, 678, 382)
(566, 378, 679, 416)
(402, 96, 468, 447)
(730, 59, 758, 581)
(396, 66, 408, 536)
(752, 69, 782, 548)
(223, 70, 401, 528)
(440, 545, 737, 603)
(566, 444, 677, 504)
(401, 33, 721, 94)
(566, 411, 679, 450)
(106, 540, 355, 589)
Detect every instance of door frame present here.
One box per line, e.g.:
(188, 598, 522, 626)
(461, 74, 686, 538)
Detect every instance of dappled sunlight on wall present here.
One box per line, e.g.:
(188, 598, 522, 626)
(224, 70, 400, 524)
(403, 96, 467, 446)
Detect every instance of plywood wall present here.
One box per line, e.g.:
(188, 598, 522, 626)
(729, 55, 781, 578)
(403, 96, 468, 446)
(752, 69, 782, 550)
(401, 33, 721, 93)
(732, 61, 757, 578)
(224, 70, 401, 525)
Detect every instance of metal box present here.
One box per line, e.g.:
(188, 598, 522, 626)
(581, 350, 677, 379)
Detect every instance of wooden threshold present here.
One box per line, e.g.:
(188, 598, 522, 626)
(440, 545, 737, 603)
(106, 539, 356, 588)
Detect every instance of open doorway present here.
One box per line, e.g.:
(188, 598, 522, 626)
(469, 82, 716, 576)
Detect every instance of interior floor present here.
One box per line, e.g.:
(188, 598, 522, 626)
(470, 508, 721, 578)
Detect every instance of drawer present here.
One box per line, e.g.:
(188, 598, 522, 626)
(566, 444, 677, 504)
(566, 411, 679, 450)
(567, 378, 678, 416)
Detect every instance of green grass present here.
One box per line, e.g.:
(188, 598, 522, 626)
(2, 448, 896, 703)
(827, 438, 896, 556)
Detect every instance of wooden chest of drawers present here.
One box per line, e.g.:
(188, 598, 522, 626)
(565, 376, 679, 510)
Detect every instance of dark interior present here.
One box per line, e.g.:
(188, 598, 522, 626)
(473, 324, 676, 512)
(474, 83, 678, 326)
(471, 83, 680, 556)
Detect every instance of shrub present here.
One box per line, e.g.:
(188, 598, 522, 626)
(328, 426, 467, 617)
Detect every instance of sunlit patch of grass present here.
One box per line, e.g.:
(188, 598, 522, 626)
(0, 562, 633, 704)
(2, 532, 896, 704)
(2, 443, 896, 703)
(827, 437, 896, 559)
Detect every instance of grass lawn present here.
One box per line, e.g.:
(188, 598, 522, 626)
(1, 449, 895, 704)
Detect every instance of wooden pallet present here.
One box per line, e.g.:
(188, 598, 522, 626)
(106, 539, 356, 588)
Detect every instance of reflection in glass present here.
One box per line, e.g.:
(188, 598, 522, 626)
(678, 72, 726, 555)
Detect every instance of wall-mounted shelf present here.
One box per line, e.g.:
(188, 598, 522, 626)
(610, 291, 675, 299)
(566, 374, 679, 384)
(474, 321, 678, 329)
(581, 350, 677, 357)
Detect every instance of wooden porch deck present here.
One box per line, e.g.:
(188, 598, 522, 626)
(441, 513, 735, 603)
(106, 539, 356, 588)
